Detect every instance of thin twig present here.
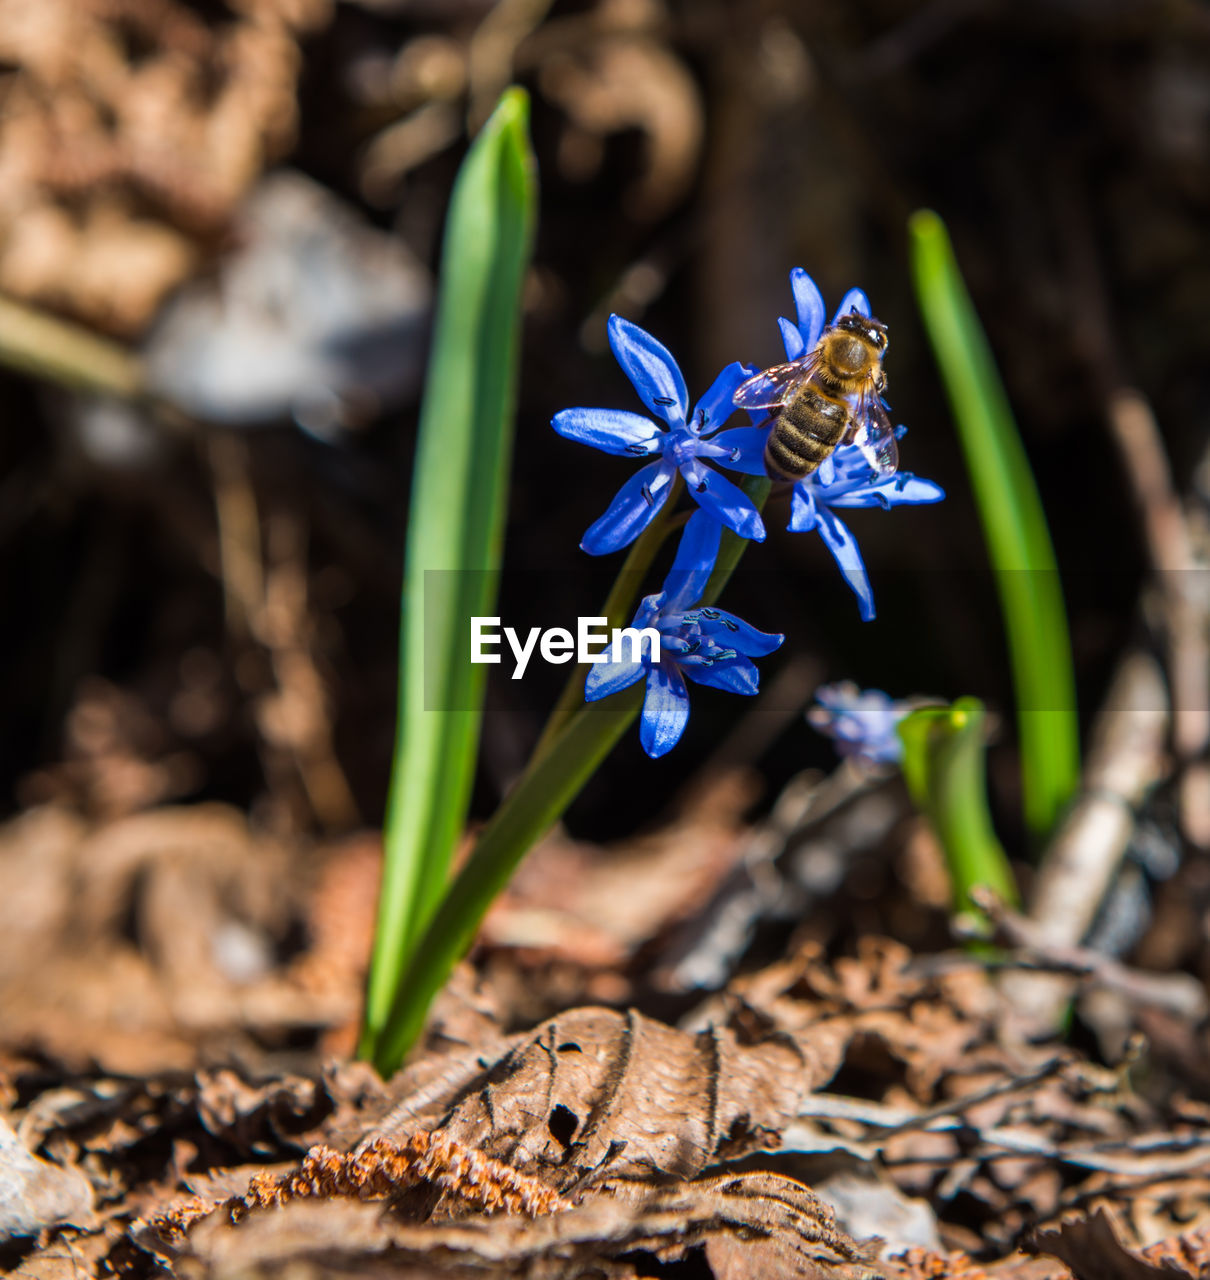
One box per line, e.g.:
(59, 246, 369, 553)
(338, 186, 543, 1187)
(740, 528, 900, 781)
(974, 887, 1207, 1022)
(1004, 651, 1169, 1034)
(0, 292, 144, 398)
(1056, 170, 1210, 847)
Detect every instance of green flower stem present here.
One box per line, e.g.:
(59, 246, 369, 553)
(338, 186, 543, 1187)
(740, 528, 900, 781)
(909, 210, 1079, 842)
(898, 698, 1019, 930)
(371, 475, 769, 1075)
(532, 478, 686, 761)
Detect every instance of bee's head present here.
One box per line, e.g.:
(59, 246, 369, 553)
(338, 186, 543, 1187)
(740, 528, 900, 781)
(836, 311, 889, 352)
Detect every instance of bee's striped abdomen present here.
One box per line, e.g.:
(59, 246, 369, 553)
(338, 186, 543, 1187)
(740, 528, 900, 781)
(764, 386, 849, 480)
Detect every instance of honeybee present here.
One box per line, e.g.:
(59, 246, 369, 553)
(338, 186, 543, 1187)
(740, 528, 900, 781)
(733, 311, 899, 481)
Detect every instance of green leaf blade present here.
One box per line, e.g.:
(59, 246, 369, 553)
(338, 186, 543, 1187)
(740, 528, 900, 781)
(361, 89, 537, 1062)
(908, 209, 1079, 841)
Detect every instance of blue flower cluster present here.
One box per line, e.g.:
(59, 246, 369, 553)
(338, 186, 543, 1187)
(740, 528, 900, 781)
(808, 683, 912, 764)
(552, 269, 946, 757)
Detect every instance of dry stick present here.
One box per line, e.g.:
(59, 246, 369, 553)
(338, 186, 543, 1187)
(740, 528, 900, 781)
(1001, 652, 1169, 1035)
(1107, 388, 1210, 848)
(208, 433, 264, 640)
(971, 887, 1208, 1022)
(1006, 174, 1207, 1032)
(1055, 171, 1210, 847)
(0, 293, 144, 398)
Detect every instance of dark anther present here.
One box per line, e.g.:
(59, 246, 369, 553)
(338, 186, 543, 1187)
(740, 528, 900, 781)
(699, 608, 720, 619)
(730, 448, 741, 461)
(625, 443, 648, 455)
(641, 484, 654, 507)
(695, 479, 708, 493)
(876, 493, 892, 511)
(652, 396, 675, 407)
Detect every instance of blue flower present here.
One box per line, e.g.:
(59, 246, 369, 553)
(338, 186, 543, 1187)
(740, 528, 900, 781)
(585, 512, 782, 757)
(553, 316, 768, 555)
(714, 269, 946, 620)
(808, 682, 910, 764)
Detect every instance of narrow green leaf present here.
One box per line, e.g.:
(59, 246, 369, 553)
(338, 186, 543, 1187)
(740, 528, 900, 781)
(908, 210, 1079, 841)
(898, 698, 1018, 926)
(360, 89, 536, 1059)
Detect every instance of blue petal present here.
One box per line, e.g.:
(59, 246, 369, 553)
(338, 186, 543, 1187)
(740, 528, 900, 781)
(553, 407, 662, 458)
(607, 315, 688, 427)
(790, 268, 826, 347)
(684, 656, 760, 696)
(708, 426, 770, 476)
(580, 460, 676, 555)
(681, 459, 766, 542)
(814, 505, 876, 621)
(789, 484, 818, 532)
(639, 662, 691, 758)
(661, 509, 721, 612)
(825, 474, 946, 509)
(779, 316, 806, 360)
(693, 609, 783, 657)
(693, 362, 751, 435)
(584, 653, 646, 701)
(831, 287, 871, 322)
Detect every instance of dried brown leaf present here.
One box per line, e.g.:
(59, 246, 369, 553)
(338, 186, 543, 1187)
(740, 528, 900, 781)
(173, 1168, 881, 1280)
(886, 1248, 1070, 1280)
(368, 1006, 847, 1191)
(1030, 1209, 1195, 1280)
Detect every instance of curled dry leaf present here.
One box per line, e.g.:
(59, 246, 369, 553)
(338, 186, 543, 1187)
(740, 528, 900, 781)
(0, 804, 367, 1075)
(1030, 1209, 1204, 1280)
(885, 1248, 1070, 1280)
(0, 0, 331, 332)
(168, 1167, 880, 1280)
(364, 1006, 848, 1191)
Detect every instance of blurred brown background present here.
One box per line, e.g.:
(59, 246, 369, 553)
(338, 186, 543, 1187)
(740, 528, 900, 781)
(1, 0, 1207, 845)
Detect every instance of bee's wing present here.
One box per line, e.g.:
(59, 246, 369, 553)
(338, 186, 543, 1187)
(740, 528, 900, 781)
(731, 352, 821, 411)
(848, 381, 899, 478)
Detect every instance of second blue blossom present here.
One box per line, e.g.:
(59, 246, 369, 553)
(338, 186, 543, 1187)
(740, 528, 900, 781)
(585, 512, 782, 757)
